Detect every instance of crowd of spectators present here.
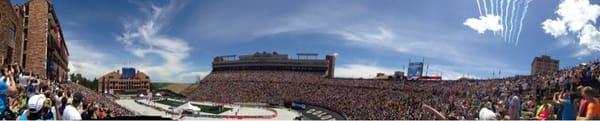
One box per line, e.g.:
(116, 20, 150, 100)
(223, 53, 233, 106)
(62, 82, 134, 118)
(0, 61, 133, 120)
(189, 60, 600, 120)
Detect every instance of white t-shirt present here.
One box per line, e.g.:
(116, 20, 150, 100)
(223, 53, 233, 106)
(479, 107, 496, 120)
(62, 105, 82, 120)
(17, 74, 29, 87)
(54, 95, 62, 108)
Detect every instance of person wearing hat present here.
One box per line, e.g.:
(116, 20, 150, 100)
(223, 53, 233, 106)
(18, 94, 46, 120)
(62, 92, 82, 120)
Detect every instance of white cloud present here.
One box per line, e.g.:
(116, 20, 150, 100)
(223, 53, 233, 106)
(334, 63, 489, 80)
(555, 0, 600, 32)
(542, 0, 600, 57)
(116, 1, 201, 82)
(332, 27, 394, 45)
(463, 15, 504, 34)
(335, 64, 396, 78)
(542, 19, 568, 37)
(66, 39, 116, 79)
(579, 24, 600, 50)
(573, 48, 592, 57)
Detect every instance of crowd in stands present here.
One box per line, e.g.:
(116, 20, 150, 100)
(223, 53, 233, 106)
(189, 60, 600, 120)
(0, 62, 133, 120)
(62, 82, 133, 118)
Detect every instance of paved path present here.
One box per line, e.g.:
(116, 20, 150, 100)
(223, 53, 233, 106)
(115, 99, 173, 118)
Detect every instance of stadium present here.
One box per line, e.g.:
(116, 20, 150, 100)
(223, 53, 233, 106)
(4, 0, 600, 120)
(154, 52, 598, 120)
(24, 50, 600, 120)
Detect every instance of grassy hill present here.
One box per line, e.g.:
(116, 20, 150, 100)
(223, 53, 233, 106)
(150, 82, 174, 90)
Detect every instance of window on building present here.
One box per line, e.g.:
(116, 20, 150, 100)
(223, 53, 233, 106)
(5, 24, 16, 64)
(21, 55, 26, 68)
(8, 24, 15, 48)
(23, 38, 27, 51)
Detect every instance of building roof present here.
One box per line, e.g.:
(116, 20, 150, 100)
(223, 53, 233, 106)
(532, 55, 559, 65)
(100, 68, 150, 80)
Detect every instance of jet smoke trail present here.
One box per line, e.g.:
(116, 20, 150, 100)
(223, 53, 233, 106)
(491, 0, 497, 35)
(515, 0, 533, 46)
(509, 0, 519, 43)
(476, 0, 483, 16)
(503, 0, 512, 42)
(508, 0, 518, 44)
(491, 0, 495, 16)
(495, 0, 502, 36)
(468, 0, 533, 46)
(514, 1, 523, 45)
(500, 0, 505, 38)
(483, 0, 488, 14)
(496, 0, 500, 15)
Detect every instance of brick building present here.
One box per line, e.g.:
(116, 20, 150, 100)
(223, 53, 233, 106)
(531, 55, 559, 75)
(0, 0, 25, 66)
(98, 67, 151, 95)
(14, 0, 69, 81)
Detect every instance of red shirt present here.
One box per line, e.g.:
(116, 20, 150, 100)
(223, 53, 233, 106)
(580, 99, 589, 117)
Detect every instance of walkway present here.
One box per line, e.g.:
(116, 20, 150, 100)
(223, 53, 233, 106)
(115, 99, 174, 118)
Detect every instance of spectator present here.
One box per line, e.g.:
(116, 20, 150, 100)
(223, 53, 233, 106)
(478, 107, 496, 120)
(579, 86, 600, 120)
(18, 94, 45, 120)
(0, 65, 17, 119)
(508, 91, 521, 119)
(578, 86, 590, 118)
(62, 92, 82, 120)
(554, 91, 576, 120)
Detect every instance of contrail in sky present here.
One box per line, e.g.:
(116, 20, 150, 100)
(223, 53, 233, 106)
(508, 0, 518, 44)
(483, 0, 488, 14)
(491, 0, 495, 16)
(466, 0, 533, 46)
(500, 0, 505, 38)
(503, 0, 512, 42)
(515, 0, 532, 46)
(476, 0, 483, 16)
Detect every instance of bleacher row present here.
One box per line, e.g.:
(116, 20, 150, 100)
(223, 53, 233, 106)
(187, 61, 600, 119)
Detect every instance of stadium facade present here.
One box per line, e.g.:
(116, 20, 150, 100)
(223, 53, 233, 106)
(212, 51, 336, 78)
(98, 67, 151, 95)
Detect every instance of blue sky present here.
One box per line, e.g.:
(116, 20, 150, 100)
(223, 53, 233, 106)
(11, 0, 600, 83)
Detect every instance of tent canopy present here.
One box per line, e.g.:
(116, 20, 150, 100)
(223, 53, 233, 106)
(177, 102, 201, 112)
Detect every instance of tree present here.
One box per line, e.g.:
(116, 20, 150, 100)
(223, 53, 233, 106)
(92, 78, 98, 90)
(70, 73, 98, 90)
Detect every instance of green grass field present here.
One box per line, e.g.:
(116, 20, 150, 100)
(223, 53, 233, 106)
(303, 115, 313, 120)
(154, 99, 231, 114)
